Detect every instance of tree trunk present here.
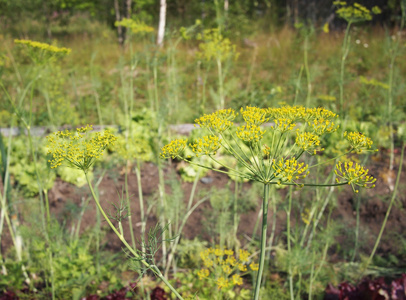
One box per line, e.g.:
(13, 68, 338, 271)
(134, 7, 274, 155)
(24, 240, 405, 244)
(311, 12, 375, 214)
(126, 0, 132, 19)
(114, 0, 124, 46)
(157, 0, 167, 47)
(293, 0, 299, 24)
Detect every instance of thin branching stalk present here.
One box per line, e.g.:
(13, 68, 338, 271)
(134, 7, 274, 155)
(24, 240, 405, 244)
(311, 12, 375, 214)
(246, 46, 258, 92)
(135, 160, 146, 254)
(287, 186, 294, 300)
(90, 53, 104, 127)
(124, 164, 136, 250)
(339, 21, 352, 118)
(304, 36, 312, 107)
(216, 58, 225, 109)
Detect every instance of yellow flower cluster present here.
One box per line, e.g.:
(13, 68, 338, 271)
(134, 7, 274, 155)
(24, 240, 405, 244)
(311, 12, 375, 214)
(317, 94, 337, 102)
(190, 135, 221, 157)
(308, 117, 338, 135)
(236, 124, 265, 142)
(160, 139, 187, 159)
(344, 131, 373, 153)
(267, 106, 306, 122)
(195, 108, 236, 133)
(359, 76, 389, 90)
(272, 118, 296, 133)
(266, 106, 338, 135)
(114, 18, 154, 34)
(307, 107, 338, 121)
(197, 28, 239, 62)
(335, 161, 376, 192)
(334, 1, 381, 23)
(273, 157, 309, 185)
(47, 125, 117, 172)
(197, 247, 256, 290)
(240, 106, 268, 126)
(15, 39, 71, 55)
(295, 132, 323, 155)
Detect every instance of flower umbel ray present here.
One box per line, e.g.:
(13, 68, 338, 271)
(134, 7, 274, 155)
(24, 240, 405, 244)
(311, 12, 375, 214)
(335, 161, 376, 192)
(47, 125, 117, 172)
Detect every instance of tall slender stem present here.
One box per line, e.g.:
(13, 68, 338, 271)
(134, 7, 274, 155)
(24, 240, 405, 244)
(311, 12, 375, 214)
(216, 58, 224, 109)
(304, 36, 312, 107)
(287, 186, 294, 300)
(124, 163, 136, 250)
(253, 184, 270, 300)
(339, 21, 352, 118)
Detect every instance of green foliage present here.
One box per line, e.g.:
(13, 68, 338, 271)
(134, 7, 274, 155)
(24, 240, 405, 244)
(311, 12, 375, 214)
(175, 238, 208, 269)
(57, 166, 92, 187)
(19, 220, 122, 298)
(0, 260, 26, 291)
(8, 137, 55, 196)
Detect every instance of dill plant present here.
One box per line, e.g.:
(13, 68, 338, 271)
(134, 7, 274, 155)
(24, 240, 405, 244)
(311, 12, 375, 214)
(160, 105, 376, 299)
(196, 29, 239, 110)
(1, 39, 73, 297)
(333, 1, 381, 117)
(46, 125, 184, 299)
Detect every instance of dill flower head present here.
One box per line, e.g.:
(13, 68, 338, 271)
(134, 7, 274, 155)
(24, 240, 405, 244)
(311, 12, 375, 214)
(308, 117, 338, 135)
(114, 18, 154, 34)
(359, 76, 389, 90)
(47, 125, 117, 172)
(306, 107, 338, 121)
(160, 139, 187, 159)
(272, 118, 296, 133)
(197, 28, 239, 62)
(15, 39, 71, 63)
(190, 135, 221, 157)
(198, 246, 256, 290)
(334, 1, 381, 23)
(273, 157, 309, 185)
(195, 110, 235, 133)
(335, 161, 376, 192)
(296, 132, 323, 155)
(267, 106, 307, 122)
(344, 131, 373, 153)
(197, 269, 210, 280)
(241, 106, 268, 126)
(236, 124, 265, 143)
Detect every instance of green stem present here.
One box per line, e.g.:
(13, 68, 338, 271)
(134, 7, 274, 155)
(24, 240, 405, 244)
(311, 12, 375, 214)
(287, 186, 294, 300)
(84, 172, 184, 300)
(351, 189, 360, 262)
(124, 163, 136, 250)
(304, 36, 312, 107)
(135, 161, 146, 255)
(44, 189, 51, 229)
(253, 184, 270, 300)
(339, 21, 352, 118)
(294, 66, 304, 106)
(216, 58, 224, 109)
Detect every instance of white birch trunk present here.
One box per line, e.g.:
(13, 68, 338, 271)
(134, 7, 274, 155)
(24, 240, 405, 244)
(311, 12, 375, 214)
(157, 0, 167, 47)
